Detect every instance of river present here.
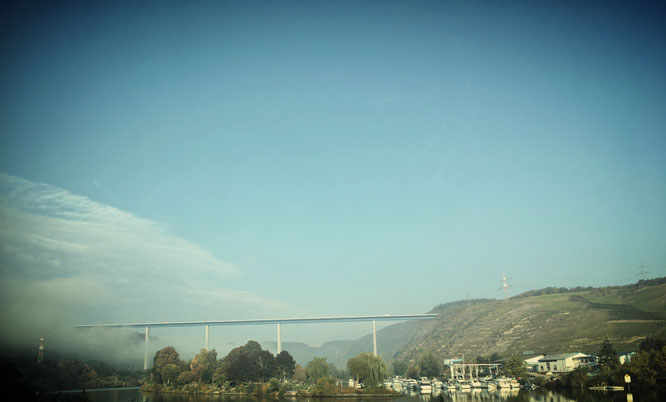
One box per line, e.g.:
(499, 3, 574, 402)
(67, 387, 662, 402)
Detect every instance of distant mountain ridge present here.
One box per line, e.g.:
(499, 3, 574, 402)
(262, 320, 422, 368)
(270, 278, 666, 368)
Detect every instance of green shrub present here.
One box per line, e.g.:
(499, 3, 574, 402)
(311, 377, 339, 396)
(268, 378, 281, 392)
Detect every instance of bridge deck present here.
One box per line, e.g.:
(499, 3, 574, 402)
(76, 313, 437, 328)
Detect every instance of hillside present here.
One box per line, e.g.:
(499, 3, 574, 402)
(265, 279, 666, 368)
(391, 279, 666, 364)
(262, 322, 421, 368)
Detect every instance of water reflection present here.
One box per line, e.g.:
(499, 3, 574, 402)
(405, 388, 657, 402)
(82, 388, 661, 402)
(433, 388, 524, 402)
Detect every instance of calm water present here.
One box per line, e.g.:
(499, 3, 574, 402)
(67, 388, 661, 402)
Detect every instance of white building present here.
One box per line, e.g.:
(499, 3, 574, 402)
(443, 358, 464, 366)
(522, 354, 545, 372)
(537, 353, 595, 373)
(619, 352, 636, 365)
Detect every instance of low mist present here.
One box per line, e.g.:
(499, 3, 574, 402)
(0, 173, 296, 365)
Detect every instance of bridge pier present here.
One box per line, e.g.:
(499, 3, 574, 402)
(372, 320, 377, 356)
(277, 323, 282, 353)
(74, 314, 436, 368)
(144, 327, 150, 370)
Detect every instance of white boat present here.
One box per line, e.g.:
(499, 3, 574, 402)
(480, 378, 495, 389)
(404, 379, 418, 388)
(470, 379, 482, 388)
(509, 378, 521, 389)
(418, 378, 432, 394)
(456, 381, 471, 390)
(420, 384, 432, 394)
(494, 378, 511, 389)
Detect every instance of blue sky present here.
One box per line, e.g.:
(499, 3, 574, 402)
(1, 0, 665, 355)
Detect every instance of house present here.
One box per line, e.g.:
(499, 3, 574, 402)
(537, 353, 594, 373)
(522, 354, 545, 372)
(575, 354, 597, 368)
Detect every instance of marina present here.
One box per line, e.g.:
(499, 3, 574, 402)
(384, 375, 526, 396)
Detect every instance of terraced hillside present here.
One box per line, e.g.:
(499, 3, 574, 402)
(391, 279, 666, 364)
(269, 279, 666, 368)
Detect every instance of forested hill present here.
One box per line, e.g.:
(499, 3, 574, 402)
(388, 278, 666, 365)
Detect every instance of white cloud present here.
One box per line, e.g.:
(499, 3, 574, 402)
(0, 173, 290, 354)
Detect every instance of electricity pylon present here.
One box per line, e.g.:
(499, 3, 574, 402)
(499, 272, 510, 302)
(636, 265, 651, 280)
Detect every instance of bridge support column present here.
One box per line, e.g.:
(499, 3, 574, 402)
(144, 327, 150, 370)
(372, 320, 377, 356)
(205, 325, 210, 351)
(277, 323, 282, 354)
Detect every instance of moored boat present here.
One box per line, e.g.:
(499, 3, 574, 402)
(404, 378, 418, 389)
(420, 384, 432, 394)
(494, 378, 511, 389)
(456, 380, 471, 390)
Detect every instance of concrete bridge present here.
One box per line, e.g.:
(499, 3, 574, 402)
(76, 313, 437, 369)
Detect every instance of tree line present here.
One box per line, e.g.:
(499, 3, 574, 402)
(392, 352, 441, 379)
(148, 340, 391, 394)
(151, 340, 296, 386)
